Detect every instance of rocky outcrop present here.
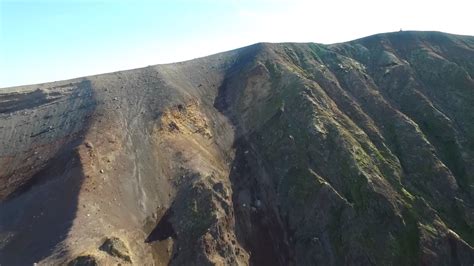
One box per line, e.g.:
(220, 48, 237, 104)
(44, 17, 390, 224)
(0, 31, 473, 265)
(99, 237, 132, 263)
(68, 255, 98, 266)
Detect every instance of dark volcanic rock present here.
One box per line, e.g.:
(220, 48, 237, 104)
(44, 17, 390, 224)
(68, 255, 97, 266)
(99, 237, 132, 262)
(0, 31, 473, 265)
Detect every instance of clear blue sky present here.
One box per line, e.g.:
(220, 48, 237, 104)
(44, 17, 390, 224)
(1, 0, 473, 88)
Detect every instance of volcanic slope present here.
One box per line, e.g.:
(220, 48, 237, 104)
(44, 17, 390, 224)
(1, 31, 474, 265)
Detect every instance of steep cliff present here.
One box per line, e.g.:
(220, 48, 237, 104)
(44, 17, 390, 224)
(1, 31, 473, 265)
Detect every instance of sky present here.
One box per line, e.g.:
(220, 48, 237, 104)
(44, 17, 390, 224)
(0, 0, 473, 88)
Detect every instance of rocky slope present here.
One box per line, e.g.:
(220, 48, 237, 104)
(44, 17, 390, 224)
(0, 31, 473, 265)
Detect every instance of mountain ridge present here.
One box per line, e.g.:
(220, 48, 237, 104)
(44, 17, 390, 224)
(2, 30, 472, 90)
(0, 31, 473, 265)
